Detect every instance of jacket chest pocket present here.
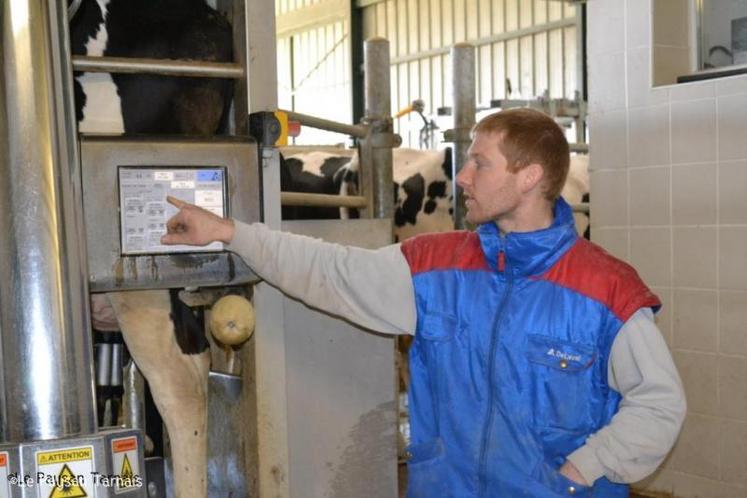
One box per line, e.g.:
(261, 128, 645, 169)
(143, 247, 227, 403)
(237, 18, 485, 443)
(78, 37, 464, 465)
(525, 334, 597, 433)
(419, 312, 458, 342)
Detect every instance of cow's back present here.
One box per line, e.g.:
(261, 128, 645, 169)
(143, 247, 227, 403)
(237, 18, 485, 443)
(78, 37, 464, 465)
(70, 0, 233, 135)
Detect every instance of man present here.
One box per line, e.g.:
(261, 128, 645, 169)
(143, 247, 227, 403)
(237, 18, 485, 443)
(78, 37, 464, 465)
(162, 109, 686, 497)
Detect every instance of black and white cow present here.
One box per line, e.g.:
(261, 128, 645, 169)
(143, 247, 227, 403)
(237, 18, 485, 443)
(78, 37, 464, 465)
(281, 147, 456, 242)
(70, 2, 233, 497)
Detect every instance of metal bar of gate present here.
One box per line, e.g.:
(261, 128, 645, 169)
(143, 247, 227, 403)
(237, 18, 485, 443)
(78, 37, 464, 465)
(72, 55, 245, 79)
(280, 192, 368, 208)
(451, 43, 476, 230)
(280, 109, 368, 138)
(363, 38, 394, 221)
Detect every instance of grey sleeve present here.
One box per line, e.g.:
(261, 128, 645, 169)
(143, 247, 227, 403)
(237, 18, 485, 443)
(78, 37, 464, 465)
(227, 220, 417, 335)
(566, 308, 686, 484)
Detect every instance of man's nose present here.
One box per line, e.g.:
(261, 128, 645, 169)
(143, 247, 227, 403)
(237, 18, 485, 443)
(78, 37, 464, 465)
(456, 166, 471, 189)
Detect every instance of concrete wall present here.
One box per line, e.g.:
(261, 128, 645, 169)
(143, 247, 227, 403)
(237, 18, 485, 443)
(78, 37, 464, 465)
(588, 1, 747, 496)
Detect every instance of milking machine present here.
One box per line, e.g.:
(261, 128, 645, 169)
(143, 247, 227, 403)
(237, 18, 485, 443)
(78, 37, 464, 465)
(0, 1, 262, 496)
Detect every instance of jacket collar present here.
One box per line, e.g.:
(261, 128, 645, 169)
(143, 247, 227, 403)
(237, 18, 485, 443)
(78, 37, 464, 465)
(476, 197, 578, 277)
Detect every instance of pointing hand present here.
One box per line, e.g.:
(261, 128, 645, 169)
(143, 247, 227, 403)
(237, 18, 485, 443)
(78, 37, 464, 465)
(160, 196, 235, 246)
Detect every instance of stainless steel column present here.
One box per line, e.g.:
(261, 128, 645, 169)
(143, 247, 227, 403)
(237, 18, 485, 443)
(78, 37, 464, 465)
(364, 38, 394, 220)
(0, 0, 96, 441)
(451, 43, 476, 230)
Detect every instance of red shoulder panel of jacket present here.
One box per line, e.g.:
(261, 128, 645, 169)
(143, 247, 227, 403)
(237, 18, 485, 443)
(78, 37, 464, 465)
(400, 231, 490, 275)
(537, 238, 661, 322)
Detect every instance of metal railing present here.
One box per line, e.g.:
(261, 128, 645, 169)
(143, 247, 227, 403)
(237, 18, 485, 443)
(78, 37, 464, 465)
(279, 110, 367, 139)
(72, 55, 244, 79)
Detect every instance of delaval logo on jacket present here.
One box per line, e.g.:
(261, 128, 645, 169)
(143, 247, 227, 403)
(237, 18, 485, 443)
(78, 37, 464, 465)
(400, 197, 660, 498)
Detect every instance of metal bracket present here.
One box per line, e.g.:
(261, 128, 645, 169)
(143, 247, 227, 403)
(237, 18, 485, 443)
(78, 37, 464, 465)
(366, 132, 402, 148)
(443, 127, 472, 144)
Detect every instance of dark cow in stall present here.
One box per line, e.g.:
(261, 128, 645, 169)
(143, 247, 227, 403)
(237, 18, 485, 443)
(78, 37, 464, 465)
(71, 0, 232, 135)
(70, 1, 233, 497)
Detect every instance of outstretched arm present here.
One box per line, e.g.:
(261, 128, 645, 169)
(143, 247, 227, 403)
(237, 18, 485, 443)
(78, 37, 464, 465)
(161, 197, 417, 335)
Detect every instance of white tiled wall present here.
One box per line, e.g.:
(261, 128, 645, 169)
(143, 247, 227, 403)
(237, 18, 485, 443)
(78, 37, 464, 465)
(588, 1, 747, 496)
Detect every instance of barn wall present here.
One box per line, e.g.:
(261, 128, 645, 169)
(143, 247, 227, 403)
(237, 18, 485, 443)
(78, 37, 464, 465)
(276, 0, 353, 145)
(277, 0, 583, 148)
(588, 1, 747, 496)
(361, 0, 582, 148)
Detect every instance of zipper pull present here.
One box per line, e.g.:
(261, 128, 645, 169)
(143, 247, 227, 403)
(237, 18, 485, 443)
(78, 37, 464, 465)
(498, 250, 506, 272)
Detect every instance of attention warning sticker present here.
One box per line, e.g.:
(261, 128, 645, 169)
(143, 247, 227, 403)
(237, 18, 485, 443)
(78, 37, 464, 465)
(110, 437, 142, 494)
(35, 446, 95, 498)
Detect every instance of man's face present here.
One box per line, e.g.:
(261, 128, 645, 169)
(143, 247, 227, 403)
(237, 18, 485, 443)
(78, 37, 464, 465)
(456, 131, 521, 225)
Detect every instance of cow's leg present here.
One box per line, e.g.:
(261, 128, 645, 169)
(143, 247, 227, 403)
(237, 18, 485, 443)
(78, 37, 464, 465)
(106, 290, 210, 498)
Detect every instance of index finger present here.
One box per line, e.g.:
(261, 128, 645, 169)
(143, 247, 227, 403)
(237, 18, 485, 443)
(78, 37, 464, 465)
(166, 195, 189, 209)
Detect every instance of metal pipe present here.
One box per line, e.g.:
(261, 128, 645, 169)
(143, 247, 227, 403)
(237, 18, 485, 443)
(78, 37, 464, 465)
(281, 192, 368, 209)
(0, 0, 96, 441)
(96, 344, 113, 387)
(280, 109, 368, 138)
(364, 38, 394, 220)
(110, 343, 123, 387)
(72, 55, 245, 79)
(451, 43, 476, 230)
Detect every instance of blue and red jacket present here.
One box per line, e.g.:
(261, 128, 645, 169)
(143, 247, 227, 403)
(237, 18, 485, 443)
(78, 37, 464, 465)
(400, 197, 660, 497)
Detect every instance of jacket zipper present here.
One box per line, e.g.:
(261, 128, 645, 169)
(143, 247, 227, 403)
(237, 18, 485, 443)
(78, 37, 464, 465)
(478, 248, 513, 498)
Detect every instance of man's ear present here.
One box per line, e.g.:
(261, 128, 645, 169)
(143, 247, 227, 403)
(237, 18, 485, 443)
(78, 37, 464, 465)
(520, 163, 545, 194)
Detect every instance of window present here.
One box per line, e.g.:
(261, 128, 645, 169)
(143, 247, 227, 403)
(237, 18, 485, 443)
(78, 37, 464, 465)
(678, 0, 747, 82)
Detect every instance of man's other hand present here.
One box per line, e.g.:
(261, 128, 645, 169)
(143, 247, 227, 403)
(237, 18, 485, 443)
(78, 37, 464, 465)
(161, 196, 235, 246)
(559, 460, 589, 487)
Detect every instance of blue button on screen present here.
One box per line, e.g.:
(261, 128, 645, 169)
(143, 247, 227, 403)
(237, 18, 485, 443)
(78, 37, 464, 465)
(197, 170, 222, 182)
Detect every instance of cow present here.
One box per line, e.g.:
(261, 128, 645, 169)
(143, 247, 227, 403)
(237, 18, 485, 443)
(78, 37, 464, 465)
(70, 1, 233, 497)
(281, 147, 456, 242)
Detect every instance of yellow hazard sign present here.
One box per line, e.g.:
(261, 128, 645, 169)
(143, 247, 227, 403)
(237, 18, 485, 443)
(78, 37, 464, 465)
(35, 445, 95, 498)
(111, 436, 142, 493)
(120, 455, 133, 480)
(48, 464, 87, 498)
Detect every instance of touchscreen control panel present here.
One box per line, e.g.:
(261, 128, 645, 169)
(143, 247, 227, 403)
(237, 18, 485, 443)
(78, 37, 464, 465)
(118, 167, 226, 254)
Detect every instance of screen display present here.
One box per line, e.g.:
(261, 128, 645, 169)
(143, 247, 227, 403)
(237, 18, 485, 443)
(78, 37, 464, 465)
(118, 167, 227, 255)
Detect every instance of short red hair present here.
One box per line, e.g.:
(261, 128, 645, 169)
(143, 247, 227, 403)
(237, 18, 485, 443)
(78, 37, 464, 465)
(473, 108, 570, 200)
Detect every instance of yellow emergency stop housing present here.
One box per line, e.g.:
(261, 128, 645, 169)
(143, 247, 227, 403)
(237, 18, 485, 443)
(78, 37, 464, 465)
(274, 110, 289, 146)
